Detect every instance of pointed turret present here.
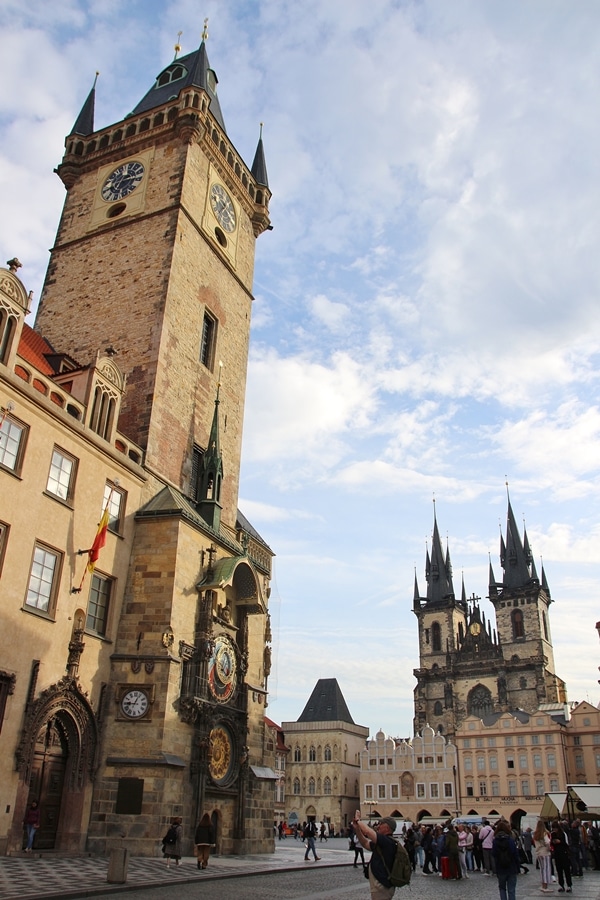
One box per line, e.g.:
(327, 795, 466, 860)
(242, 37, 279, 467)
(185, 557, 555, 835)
(541, 565, 551, 600)
(502, 499, 533, 590)
(131, 37, 226, 131)
(70, 73, 98, 136)
(425, 511, 454, 604)
(413, 571, 421, 612)
(251, 124, 269, 187)
(197, 380, 223, 530)
(489, 556, 499, 597)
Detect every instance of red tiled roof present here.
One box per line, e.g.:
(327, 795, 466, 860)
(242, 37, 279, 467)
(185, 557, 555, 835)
(18, 324, 55, 376)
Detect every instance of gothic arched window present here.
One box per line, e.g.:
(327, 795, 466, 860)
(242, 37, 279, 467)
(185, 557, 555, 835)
(324, 777, 331, 795)
(432, 622, 442, 652)
(293, 778, 300, 795)
(308, 778, 315, 795)
(309, 746, 316, 762)
(467, 684, 493, 718)
(324, 745, 332, 761)
(433, 700, 443, 716)
(294, 746, 301, 762)
(512, 609, 524, 639)
(542, 611, 549, 640)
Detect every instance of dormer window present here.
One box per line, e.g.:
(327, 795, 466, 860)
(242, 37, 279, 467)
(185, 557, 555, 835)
(156, 64, 187, 88)
(206, 69, 217, 92)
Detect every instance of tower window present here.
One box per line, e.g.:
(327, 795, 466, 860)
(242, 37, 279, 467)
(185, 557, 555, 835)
(431, 622, 441, 652)
(512, 608, 525, 639)
(433, 700, 443, 716)
(542, 611, 549, 640)
(190, 444, 204, 502)
(200, 310, 217, 370)
(0, 308, 18, 364)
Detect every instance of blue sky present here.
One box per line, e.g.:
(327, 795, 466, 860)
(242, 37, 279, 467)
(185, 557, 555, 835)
(1, 0, 599, 737)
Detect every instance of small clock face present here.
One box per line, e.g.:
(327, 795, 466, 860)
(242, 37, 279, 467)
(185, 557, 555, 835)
(470, 622, 481, 636)
(209, 725, 234, 783)
(121, 688, 149, 719)
(210, 184, 236, 233)
(101, 161, 145, 202)
(208, 635, 237, 703)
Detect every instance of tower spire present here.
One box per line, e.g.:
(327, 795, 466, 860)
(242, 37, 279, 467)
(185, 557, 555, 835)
(70, 72, 98, 137)
(251, 122, 269, 188)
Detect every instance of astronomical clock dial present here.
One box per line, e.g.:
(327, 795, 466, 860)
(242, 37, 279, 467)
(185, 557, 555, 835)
(208, 635, 237, 703)
(101, 161, 145, 201)
(209, 183, 236, 232)
(209, 725, 234, 783)
(120, 688, 149, 719)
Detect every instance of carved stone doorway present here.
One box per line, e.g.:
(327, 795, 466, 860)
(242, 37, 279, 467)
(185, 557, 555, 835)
(27, 718, 68, 850)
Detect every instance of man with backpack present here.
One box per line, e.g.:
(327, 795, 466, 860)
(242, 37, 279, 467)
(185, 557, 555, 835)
(303, 820, 321, 862)
(493, 821, 520, 900)
(352, 812, 411, 898)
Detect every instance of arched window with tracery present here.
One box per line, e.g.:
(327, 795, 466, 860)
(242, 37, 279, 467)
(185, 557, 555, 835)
(309, 746, 316, 762)
(308, 777, 315, 795)
(293, 778, 300, 795)
(294, 746, 301, 762)
(324, 745, 332, 761)
(324, 777, 331, 795)
(467, 683, 494, 718)
(432, 621, 442, 652)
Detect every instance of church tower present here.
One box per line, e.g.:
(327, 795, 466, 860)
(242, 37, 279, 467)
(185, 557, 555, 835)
(12, 30, 278, 856)
(413, 500, 566, 741)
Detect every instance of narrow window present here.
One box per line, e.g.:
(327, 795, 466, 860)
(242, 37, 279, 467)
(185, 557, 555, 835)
(512, 608, 524, 638)
(0, 311, 17, 364)
(431, 621, 441, 652)
(0, 521, 9, 577)
(200, 310, 217, 370)
(25, 543, 62, 615)
(0, 411, 27, 473)
(86, 572, 113, 636)
(103, 481, 126, 534)
(46, 447, 77, 502)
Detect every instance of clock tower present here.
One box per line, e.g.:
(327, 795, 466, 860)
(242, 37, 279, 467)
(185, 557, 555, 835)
(29, 33, 276, 856)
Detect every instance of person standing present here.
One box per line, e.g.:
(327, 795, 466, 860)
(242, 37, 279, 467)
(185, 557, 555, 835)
(522, 827, 533, 864)
(350, 828, 365, 868)
(353, 813, 399, 899)
(457, 823, 470, 878)
(403, 827, 416, 872)
(445, 824, 461, 879)
(163, 816, 183, 868)
(22, 800, 41, 853)
(533, 818, 553, 893)
(569, 819, 583, 877)
(422, 825, 436, 874)
(480, 819, 496, 875)
(319, 822, 328, 842)
(551, 820, 573, 893)
(493, 820, 520, 900)
(194, 813, 215, 870)
(303, 820, 320, 861)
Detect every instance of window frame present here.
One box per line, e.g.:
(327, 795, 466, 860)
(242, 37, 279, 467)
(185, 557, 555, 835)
(0, 410, 28, 475)
(200, 309, 218, 370)
(103, 481, 126, 535)
(86, 570, 114, 637)
(46, 446, 78, 503)
(24, 541, 63, 617)
(0, 520, 9, 577)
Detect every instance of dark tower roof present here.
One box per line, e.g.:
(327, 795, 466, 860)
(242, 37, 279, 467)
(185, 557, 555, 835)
(297, 678, 355, 724)
(197, 384, 224, 530)
(425, 510, 455, 604)
(70, 74, 97, 136)
(251, 125, 269, 188)
(131, 40, 226, 131)
(501, 499, 537, 591)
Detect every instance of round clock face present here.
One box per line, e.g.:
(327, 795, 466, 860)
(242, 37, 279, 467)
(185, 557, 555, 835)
(208, 635, 237, 703)
(470, 622, 481, 636)
(101, 161, 145, 202)
(209, 725, 234, 783)
(210, 184, 236, 233)
(120, 688, 149, 719)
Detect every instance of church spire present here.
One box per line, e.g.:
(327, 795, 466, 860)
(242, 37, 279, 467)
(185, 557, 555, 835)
(197, 368, 224, 530)
(502, 498, 533, 590)
(251, 123, 269, 188)
(70, 72, 98, 136)
(424, 507, 454, 604)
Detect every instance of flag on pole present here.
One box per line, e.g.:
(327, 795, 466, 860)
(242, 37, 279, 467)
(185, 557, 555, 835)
(72, 487, 114, 593)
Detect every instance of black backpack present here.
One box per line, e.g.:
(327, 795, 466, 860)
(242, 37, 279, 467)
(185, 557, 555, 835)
(495, 833, 512, 869)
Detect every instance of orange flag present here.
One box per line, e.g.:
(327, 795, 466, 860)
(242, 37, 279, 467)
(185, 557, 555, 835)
(87, 504, 110, 573)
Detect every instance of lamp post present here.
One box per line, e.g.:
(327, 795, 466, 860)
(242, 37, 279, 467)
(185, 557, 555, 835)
(364, 800, 375, 824)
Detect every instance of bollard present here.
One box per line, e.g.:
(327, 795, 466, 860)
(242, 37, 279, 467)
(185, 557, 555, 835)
(107, 846, 129, 883)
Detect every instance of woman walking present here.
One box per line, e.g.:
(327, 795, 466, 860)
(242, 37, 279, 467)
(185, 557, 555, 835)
(163, 816, 183, 868)
(551, 820, 573, 893)
(194, 813, 215, 870)
(533, 819, 553, 893)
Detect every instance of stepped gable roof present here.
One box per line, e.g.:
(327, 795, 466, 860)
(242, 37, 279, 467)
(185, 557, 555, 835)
(297, 678, 355, 724)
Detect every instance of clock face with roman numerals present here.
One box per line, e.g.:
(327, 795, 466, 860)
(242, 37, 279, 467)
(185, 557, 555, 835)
(208, 635, 237, 703)
(120, 688, 149, 718)
(101, 161, 145, 202)
(209, 184, 236, 233)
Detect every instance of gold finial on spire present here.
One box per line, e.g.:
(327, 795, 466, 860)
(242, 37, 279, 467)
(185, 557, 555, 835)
(202, 17, 209, 41)
(174, 31, 183, 59)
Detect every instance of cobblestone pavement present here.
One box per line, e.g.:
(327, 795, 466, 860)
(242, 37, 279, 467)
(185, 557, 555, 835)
(0, 837, 598, 900)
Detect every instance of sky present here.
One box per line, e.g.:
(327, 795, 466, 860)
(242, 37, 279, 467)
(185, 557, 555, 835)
(1, 0, 599, 738)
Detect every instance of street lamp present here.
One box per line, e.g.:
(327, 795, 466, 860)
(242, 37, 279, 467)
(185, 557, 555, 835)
(364, 800, 375, 824)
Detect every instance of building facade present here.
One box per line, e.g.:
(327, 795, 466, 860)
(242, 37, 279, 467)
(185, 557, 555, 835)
(413, 501, 567, 741)
(359, 726, 459, 824)
(265, 717, 290, 827)
(0, 33, 276, 857)
(283, 679, 368, 834)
